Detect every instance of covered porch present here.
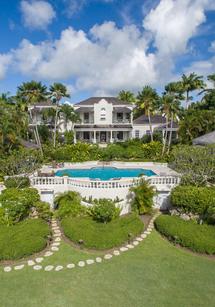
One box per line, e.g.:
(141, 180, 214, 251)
(74, 129, 132, 144)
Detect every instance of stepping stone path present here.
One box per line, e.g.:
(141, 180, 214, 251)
(45, 265, 54, 271)
(28, 260, 35, 266)
(67, 263, 75, 269)
(55, 266, 63, 271)
(78, 261, 85, 267)
(104, 254, 112, 260)
(1, 213, 160, 273)
(33, 265, 42, 271)
(4, 266, 12, 272)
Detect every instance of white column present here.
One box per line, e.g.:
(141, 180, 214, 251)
(93, 130, 97, 143)
(73, 130, 77, 144)
(110, 130, 113, 143)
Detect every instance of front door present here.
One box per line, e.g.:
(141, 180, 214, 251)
(100, 131, 106, 143)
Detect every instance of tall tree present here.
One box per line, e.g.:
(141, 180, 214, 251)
(16, 81, 48, 155)
(160, 94, 173, 155)
(118, 90, 136, 104)
(181, 73, 206, 109)
(49, 83, 70, 147)
(59, 104, 80, 132)
(136, 86, 160, 142)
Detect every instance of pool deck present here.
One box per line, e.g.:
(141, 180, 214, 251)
(40, 161, 179, 178)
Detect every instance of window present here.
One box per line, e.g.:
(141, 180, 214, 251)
(135, 130, 140, 138)
(100, 108, 106, 121)
(117, 131, 123, 140)
(146, 130, 151, 135)
(84, 113, 89, 123)
(117, 113, 123, 122)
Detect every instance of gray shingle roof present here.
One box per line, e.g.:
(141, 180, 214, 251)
(74, 97, 133, 106)
(133, 114, 165, 124)
(192, 131, 215, 145)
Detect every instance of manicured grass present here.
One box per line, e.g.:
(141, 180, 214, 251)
(0, 231, 215, 307)
(0, 219, 50, 260)
(61, 213, 144, 249)
(155, 215, 215, 254)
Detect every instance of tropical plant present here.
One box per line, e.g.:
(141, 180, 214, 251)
(118, 90, 136, 104)
(88, 199, 120, 223)
(181, 73, 206, 109)
(59, 104, 80, 132)
(136, 86, 160, 141)
(49, 83, 70, 147)
(131, 180, 155, 214)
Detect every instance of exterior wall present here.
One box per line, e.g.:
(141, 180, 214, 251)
(132, 123, 162, 139)
(94, 99, 113, 125)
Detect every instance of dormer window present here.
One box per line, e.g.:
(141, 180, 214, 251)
(100, 107, 106, 120)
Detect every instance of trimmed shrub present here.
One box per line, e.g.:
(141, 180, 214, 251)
(89, 199, 120, 223)
(0, 188, 40, 224)
(131, 180, 155, 214)
(171, 186, 215, 215)
(61, 213, 144, 249)
(155, 215, 215, 254)
(34, 201, 53, 221)
(0, 218, 50, 260)
(4, 177, 30, 188)
(55, 191, 86, 219)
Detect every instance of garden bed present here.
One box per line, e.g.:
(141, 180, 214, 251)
(61, 213, 144, 250)
(155, 215, 215, 254)
(0, 219, 50, 261)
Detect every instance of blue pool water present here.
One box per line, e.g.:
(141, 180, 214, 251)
(55, 167, 156, 181)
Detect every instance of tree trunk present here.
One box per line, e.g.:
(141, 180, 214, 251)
(148, 110, 153, 142)
(185, 90, 189, 109)
(53, 104, 59, 148)
(29, 108, 43, 156)
(167, 113, 174, 154)
(162, 115, 169, 156)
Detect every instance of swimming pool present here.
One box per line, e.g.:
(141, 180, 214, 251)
(55, 167, 156, 181)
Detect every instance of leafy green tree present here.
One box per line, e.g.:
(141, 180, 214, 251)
(49, 83, 70, 148)
(60, 104, 80, 132)
(136, 86, 160, 142)
(118, 90, 136, 104)
(181, 73, 206, 109)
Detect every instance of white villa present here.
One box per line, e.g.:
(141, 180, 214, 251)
(28, 97, 178, 144)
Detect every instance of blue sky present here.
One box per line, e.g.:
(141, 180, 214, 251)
(0, 0, 214, 102)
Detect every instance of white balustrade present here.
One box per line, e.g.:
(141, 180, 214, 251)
(30, 175, 180, 190)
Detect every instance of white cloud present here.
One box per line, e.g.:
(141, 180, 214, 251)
(184, 56, 215, 76)
(143, 0, 212, 56)
(209, 41, 215, 52)
(20, 0, 56, 30)
(0, 54, 12, 79)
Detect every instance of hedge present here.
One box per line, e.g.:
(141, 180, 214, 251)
(61, 213, 144, 250)
(4, 177, 30, 188)
(171, 186, 215, 215)
(155, 215, 215, 254)
(0, 219, 50, 260)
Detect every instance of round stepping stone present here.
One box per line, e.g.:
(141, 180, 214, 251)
(53, 233, 61, 237)
(51, 246, 59, 251)
(55, 237, 61, 242)
(78, 261, 85, 267)
(126, 244, 134, 249)
(4, 266, 12, 272)
(133, 241, 139, 246)
(14, 264, 24, 270)
(45, 265, 54, 271)
(52, 226, 60, 230)
(145, 231, 151, 235)
(35, 257, 44, 263)
(67, 263, 75, 269)
(27, 260, 35, 266)
(86, 259, 94, 265)
(44, 251, 53, 257)
(54, 229, 61, 233)
(113, 250, 120, 256)
(33, 265, 42, 270)
(55, 265, 63, 271)
(136, 237, 143, 242)
(104, 254, 112, 260)
(120, 247, 128, 252)
(52, 242, 60, 246)
(141, 234, 147, 239)
(95, 257, 102, 263)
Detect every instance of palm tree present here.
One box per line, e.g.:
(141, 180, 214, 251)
(160, 94, 173, 155)
(60, 104, 80, 132)
(49, 83, 70, 148)
(181, 73, 206, 109)
(16, 81, 48, 155)
(118, 90, 136, 104)
(136, 86, 160, 142)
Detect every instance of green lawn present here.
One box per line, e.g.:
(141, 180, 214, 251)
(61, 213, 144, 249)
(0, 231, 215, 307)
